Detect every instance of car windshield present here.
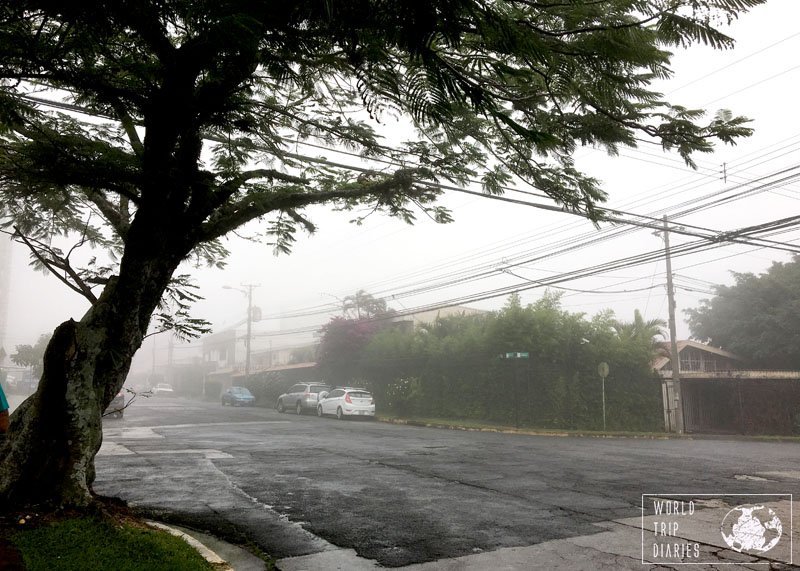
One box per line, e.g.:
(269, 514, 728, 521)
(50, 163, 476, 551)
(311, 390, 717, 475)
(231, 387, 252, 396)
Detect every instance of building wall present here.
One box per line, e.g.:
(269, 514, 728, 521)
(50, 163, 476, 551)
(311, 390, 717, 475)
(678, 347, 740, 373)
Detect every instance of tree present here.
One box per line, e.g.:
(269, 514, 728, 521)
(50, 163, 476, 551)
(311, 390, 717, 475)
(0, 0, 762, 508)
(342, 290, 394, 320)
(359, 294, 663, 430)
(316, 316, 379, 386)
(10, 333, 52, 380)
(686, 256, 800, 369)
(613, 309, 666, 356)
(317, 290, 395, 383)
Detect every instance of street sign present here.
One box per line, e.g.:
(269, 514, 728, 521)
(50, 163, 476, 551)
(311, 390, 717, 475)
(504, 352, 530, 359)
(597, 362, 609, 378)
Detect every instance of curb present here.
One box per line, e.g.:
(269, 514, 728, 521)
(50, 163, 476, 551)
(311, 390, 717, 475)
(146, 521, 232, 570)
(376, 417, 800, 442)
(376, 417, 675, 439)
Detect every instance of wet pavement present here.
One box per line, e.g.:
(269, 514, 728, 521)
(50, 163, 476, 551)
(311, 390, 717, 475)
(25, 395, 800, 569)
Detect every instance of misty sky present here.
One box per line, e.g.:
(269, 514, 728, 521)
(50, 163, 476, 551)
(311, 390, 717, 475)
(3, 0, 799, 371)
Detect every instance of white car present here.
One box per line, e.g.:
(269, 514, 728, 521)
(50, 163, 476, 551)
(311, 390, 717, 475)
(317, 387, 375, 420)
(151, 383, 175, 396)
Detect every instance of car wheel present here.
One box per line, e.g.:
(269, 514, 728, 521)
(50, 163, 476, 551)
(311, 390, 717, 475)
(277, 400, 285, 413)
(317, 406, 323, 417)
(336, 407, 344, 420)
(296, 402, 303, 415)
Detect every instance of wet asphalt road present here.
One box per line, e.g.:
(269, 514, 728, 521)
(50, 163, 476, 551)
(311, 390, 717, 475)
(92, 396, 800, 567)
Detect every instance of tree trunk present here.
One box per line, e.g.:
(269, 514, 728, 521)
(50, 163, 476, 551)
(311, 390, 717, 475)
(0, 238, 184, 508)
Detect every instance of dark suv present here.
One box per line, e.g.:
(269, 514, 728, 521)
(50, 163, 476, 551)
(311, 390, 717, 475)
(276, 382, 331, 415)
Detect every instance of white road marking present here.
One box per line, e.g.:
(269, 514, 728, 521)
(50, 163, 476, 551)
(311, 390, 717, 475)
(98, 445, 233, 459)
(759, 471, 800, 480)
(102, 420, 290, 441)
(98, 442, 134, 456)
(734, 474, 770, 481)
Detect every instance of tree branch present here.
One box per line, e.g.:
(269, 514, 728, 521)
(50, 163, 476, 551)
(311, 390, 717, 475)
(221, 168, 307, 191)
(12, 228, 99, 303)
(83, 189, 130, 239)
(111, 100, 145, 158)
(199, 168, 423, 242)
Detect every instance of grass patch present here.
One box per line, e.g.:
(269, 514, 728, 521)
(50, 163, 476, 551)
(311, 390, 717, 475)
(11, 516, 215, 571)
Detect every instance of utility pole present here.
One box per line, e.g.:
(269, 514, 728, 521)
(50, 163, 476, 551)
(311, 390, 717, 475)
(151, 336, 156, 377)
(224, 283, 260, 380)
(244, 283, 254, 379)
(167, 337, 174, 387)
(662, 216, 685, 434)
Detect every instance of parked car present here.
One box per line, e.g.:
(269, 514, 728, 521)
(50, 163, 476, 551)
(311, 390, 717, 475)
(104, 390, 126, 419)
(276, 382, 331, 414)
(317, 387, 375, 420)
(221, 386, 255, 407)
(152, 383, 174, 396)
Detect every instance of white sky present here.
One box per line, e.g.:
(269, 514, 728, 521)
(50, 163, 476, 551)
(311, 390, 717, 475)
(4, 0, 799, 371)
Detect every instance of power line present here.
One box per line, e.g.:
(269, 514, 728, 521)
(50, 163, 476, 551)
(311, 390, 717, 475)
(10, 91, 800, 328)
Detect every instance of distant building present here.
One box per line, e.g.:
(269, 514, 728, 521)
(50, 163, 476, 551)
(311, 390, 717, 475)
(389, 305, 486, 330)
(0, 237, 10, 361)
(655, 340, 800, 435)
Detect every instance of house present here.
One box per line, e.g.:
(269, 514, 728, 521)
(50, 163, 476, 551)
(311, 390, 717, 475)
(655, 340, 800, 435)
(389, 305, 486, 331)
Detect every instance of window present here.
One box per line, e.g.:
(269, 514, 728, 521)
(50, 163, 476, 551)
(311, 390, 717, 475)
(680, 349, 703, 372)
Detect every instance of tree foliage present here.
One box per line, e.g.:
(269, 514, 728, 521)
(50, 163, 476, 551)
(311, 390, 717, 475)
(317, 316, 380, 386)
(342, 290, 394, 320)
(1, 0, 761, 295)
(354, 295, 664, 431)
(0, 0, 764, 507)
(316, 290, 396, 384)
(686, 256, 800, 369)
(613, 309, 666, 355)
(10, 334, 51, 379)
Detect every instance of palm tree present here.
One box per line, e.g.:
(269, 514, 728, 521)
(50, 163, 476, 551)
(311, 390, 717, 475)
(613, 310, 667, 357)
(342, 290, 393, 320)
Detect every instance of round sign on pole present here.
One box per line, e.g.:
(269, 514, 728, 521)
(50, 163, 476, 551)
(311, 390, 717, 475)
(598, 362, 609, 378)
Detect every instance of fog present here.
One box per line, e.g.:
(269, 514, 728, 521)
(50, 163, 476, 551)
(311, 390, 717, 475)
(2, 0, 799, 374)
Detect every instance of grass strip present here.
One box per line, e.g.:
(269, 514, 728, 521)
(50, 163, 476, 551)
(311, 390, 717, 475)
(12, 516, 215, 571)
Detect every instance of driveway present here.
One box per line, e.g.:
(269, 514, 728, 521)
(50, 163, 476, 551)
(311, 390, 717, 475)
(93, 396, 799, 569)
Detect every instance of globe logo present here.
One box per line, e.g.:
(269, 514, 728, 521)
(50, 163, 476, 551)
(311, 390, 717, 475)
(720, 504, 782, 553)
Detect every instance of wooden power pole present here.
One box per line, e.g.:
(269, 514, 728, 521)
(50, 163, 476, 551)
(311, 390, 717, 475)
(662, 216, 685, 434)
